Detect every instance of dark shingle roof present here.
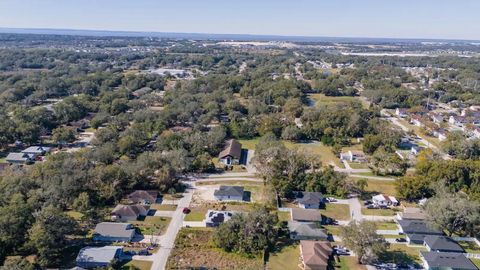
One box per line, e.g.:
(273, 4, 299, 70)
(421, 252, 478, 270)
(127, 190, 158, 204)
(218, 139, 242, 159)
(296, 192, 323, 205)
(214, 186, 244, 197)
(424, 236, 464, 253)
(94, 222, 135, 239)
(398, 219, 443, 235)
(288, 222, 329, 240)
(291, 208, 323, 222)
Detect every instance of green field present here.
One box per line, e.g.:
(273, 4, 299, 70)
(361, 208, 398, 216)
(132, 216, 171, 235)
(362, 179, 398, 196)
(267, 244, 300, 270)
(320, 203, 350, 221)
(184, 208, 208, 221)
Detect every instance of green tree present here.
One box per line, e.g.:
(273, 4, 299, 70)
(52, 126, 77, 144)
(340, 221, 389, 264)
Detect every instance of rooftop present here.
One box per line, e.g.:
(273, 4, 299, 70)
(218, 139, 242, 159)
(94, 222, 135, 239)
(76, 246, 122, 264)
(421, 252, 478, 270)
(291, 208, 323, 222)
(214, 185, 244, 198)
(424, 235, 464, 253)
(300, 240, 332, 270)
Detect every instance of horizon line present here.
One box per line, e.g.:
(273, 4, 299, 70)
(0, 27, 479, 43)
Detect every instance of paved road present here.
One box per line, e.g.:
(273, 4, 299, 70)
(149, 182, 195, 270)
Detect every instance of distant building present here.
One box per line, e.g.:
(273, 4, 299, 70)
(423, 236, 464, 253)
(76, 246, 123, 269)
(111, 204, 147, 222)
(420, 252, 478, 270)
(300, 240, 333, 270)
(205, 210, 234, 227)
(5, 152, 35, 164)
(93, 222, 136, 242)
(410, 115, 424, 127)
(449, 115, 469, 127)
(21, 146, 51, 157)
(288, 222, 329, 241)
(396, 108, 409, 118)
(218, 139, 242, 166)
(127, 190, 158, 205)
(340, 150, 366, 163)
(294, 191, 324, 209)
(213, 186, 244, 201)
(411, 145, 425, 156)
(372, 194, 398, 207)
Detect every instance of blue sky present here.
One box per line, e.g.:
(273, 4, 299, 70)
(0, 0, 479, 40)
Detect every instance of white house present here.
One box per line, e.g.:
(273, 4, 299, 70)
(396, 108, 408, 118)
(449, 115, 468, 127)
(372, 194, 398, 207)
(410, 115, 424, 127)
(411, 145, 424, 156)
(340, 150, 366, 163)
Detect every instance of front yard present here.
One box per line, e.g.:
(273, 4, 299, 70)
(121, 260, 152, 270)
(267, 244, 300, 270)
(361, 207, 399, 216)
(131, 216, 171, 235)
(150, 203, 177, 211)
(320, 203, 351, 221)
(459, 241, 480, 254)
(379, 244, 426, 264)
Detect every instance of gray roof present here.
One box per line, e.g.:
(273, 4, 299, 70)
(21, 146, 50, 154)
(398, 219, 443, 235)
(6, 152, 34, 161)
(288, 222, 328, 239)
(291, 208, 323, 222)
(94, 222, 135, 239)
(76, 246, 122, 264)
(214, 186, 244, 197)
(421, 252, 478, 270)
(111, 204, 147, 217)
(296, 192, 323, 205)
(424, 236, 464, 253)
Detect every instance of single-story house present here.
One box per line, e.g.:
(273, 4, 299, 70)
(111, 204, 147, 222)
(372, 194, 398, 207)
(218, 139, 242, 166)
(93, 222, 136, 242)
(213, 186, 244, 201)
(433, 129, 448, 141)
(396, 108, 409, 118)
(411, 145, 425, 156)
(430, 114, 444, 124)
(397, 220, 443, 245)
(291, 208, 323, 223)
(21, 146, 51, 156)
(300, 240, 333, 270)
(5, 152, 35, 164)
(288, 222, 329, 241)
(423, 236, 464, 253)
(340, 150, 367, 163)
(127, 190, 158, 205)
(449, 115, 469, 127)
(420, 252, 478, 270)
(205, 210, 234, 227)
(76, 246, 124, 269)
(396, 207, 426, 220)
(295, 191, 324, 209)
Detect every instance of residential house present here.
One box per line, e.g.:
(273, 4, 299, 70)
(397, 207, 426, 220)
(5, 152, 35, 164)
(93, 222, 136, 242)
(420, 252, 478, 270)
(127, 190, 158, 205)
(411, 145, 425, 156)
(295, 191, 324, 209)
(288, 222, 329, 241)
(205, 210, 234, 227)
(218, 139, 242, 166)
(21, 146, 51, 157)
(300, 240, 333, 270)
(340, 150, 367, 163)
(396, 108, 409, 118)
(433, 129, 448, 141)
(449, 115, 469, 127)
(213, 186, 245, 201)
(423, 236, 464, 253)
(291, 208, 323, 223)
(430, 113, 444, 125)
(372, 194, 398, 207)
(76, 246, 124, 269)
(410, 115, 425, 127)
(111, 204, 147, 222)
(397, 219, 443, 245)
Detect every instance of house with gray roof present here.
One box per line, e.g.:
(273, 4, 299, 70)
(111, 204, 147, 222)
(93, 222, 136, 242)
(214, 186, 244, 201)
(5, 152, 35, 164)
(76, 246, 124, 269)
(291, 208, 323, 223)
(420, 252, 478, 270)
(424, 236, 464, 253)
(288, 222, 329, 241)
(397, 219, 443, 244)
(127, 190, 158, 205)
(295, 191, 324, 209)
(21, 146, 51, 156)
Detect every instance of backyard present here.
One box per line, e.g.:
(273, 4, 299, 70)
(267, 244, 300, 270)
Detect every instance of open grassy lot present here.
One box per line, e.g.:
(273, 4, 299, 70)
(379, 244, 426, 264)
(239, 138, 343, 167)
(276, 211, 291, 222)
(361, 207, 399, 216)
(184, 207, 208, 221)
(121, 260, 152, 270)
(308, 93, 359, 106)
(150, 203, 177, 211)
(320, 203, 350, 221)
(361, 179, 398, 196)
(375, 221, 399, 230)
(459, 241, 480, 254)
(267, 244, 300, 270)
(333, 256, 367, 270)
(66, 210, 84, 221)
(132, 216, 171, 235)
(348, 162, 370, 169)
(166, 228, 264, 270)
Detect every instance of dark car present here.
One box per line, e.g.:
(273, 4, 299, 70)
(182, 207, 191, 214)
(395, 238, 407, 242)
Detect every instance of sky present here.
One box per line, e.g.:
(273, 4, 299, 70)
(0, 0, 479, 40)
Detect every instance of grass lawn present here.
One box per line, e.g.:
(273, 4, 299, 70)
(276, 211, 291, 222)
(361, 179, 398, 196)
(375, 221, 399, 230)
(196, 180, 262, 186)
(382, 234, 405, 239)
(379, 244, 426, 264)
(348, 162, 370, 169)
(132, 216, 171, 235)
(167, 228, 264, 270)
(238, 138, 261, 150)
(267, 244, 300, 270)
(320, 203, 350, 221)
(150, 204, 177, 211)
(471, 259, 480, 268)
(308, 93, 359, 106)
(184, 208, 208, 221)
(333, 256, 367, 270)
(361, 208, 398, 216)
(121, 260, 152, 270)
(459, 241, 480, 254)
(66, 210, 84, 221)
(323, 225, 342, 236)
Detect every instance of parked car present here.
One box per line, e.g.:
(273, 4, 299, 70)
(366, 205, 378, 209)
(364, 200, 372, 205)
(395, 238, 407, 243)
(182, 207, 191, 214)
(326, 197, 337, 202)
